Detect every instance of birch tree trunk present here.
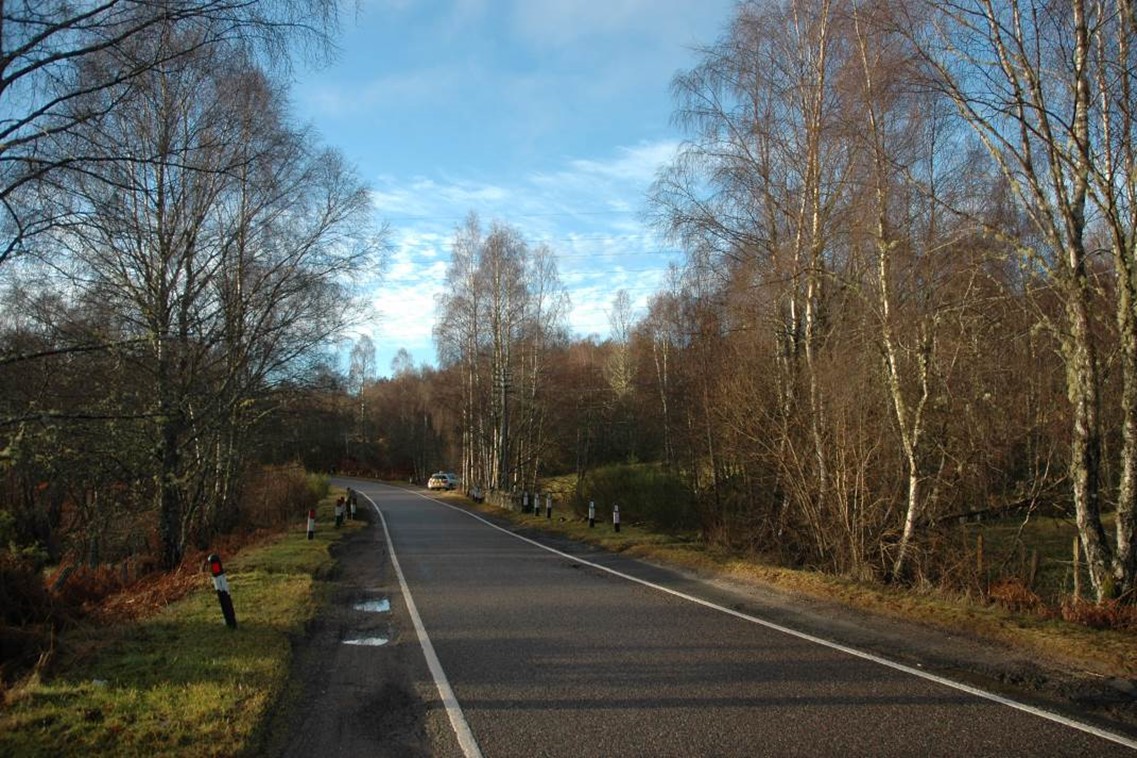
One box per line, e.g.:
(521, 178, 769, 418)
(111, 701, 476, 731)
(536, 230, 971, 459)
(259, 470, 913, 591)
(795, 0, 834, 513)
(850, 1, 935, 581)
(912, 0, 1116, 597)
(1090, 0, 1137, 597)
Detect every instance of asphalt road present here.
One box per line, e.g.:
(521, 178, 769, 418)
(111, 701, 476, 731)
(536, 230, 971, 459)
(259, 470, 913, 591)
(321, 479, 1136, 757)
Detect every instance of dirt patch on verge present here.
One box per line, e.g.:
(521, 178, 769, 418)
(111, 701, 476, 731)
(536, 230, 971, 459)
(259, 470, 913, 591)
(253, 516, 436, 757)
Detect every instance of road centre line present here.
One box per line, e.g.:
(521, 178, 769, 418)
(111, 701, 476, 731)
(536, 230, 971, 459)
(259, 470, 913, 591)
(363, 494, 483, 758)
(406, 489, 1137, 752)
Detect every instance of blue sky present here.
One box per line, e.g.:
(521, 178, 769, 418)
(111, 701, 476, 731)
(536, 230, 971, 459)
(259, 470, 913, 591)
(291, 0, 737, 376)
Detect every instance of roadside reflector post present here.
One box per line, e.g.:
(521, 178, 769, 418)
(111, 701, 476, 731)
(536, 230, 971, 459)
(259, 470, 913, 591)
(546, 493, 552, 519)
(208, 554, 238, 629)
(307, 508, 316, 540)
(523, 491, 530, 514)
(588, 501, 595, 528)
(613, 504, 621, 532)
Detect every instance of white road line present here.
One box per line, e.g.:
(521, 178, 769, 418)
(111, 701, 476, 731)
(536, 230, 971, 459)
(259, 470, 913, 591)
(415, 492, 1137, 752)
(363, 494, 483, 758)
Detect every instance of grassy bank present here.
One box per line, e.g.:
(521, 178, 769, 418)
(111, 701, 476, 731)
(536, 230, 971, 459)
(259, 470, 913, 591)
(0, 494, 362, 757)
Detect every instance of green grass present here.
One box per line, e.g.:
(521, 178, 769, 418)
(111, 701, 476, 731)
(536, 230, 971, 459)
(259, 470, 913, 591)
(0, 493, 362, 757)
(960, 514, 1115, 600)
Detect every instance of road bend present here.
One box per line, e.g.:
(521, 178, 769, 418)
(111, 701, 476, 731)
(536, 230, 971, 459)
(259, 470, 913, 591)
(336, 479, 1136, 757)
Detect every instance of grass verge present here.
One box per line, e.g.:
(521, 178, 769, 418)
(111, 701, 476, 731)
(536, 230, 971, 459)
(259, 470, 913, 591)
(0, 494, 362, 758)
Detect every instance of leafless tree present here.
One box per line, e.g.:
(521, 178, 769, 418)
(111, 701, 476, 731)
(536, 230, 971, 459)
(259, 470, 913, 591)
(515, 243, 569, 489)
(0, 0, 340, 273)
(349, 334, 377, 448)
(1082, 0, 1137, 598)
(846, 0, 944, 580)
(435, 216, 568, 493)
(907, 0, 1133, 599)
(652, 0, 856, 565)
(37, 26, 376, 567)
(643, 265, 685, 470)
(435, 213, 487, 489)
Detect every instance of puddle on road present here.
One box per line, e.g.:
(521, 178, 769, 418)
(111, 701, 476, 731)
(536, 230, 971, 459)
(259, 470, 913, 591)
(344, 597, 390, 645)
(343, 636, 389, 647)
(353, 598, 390, 613)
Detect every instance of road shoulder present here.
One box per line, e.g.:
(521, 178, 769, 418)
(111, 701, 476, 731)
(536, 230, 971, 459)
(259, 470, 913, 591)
(255, 515, 459, 757)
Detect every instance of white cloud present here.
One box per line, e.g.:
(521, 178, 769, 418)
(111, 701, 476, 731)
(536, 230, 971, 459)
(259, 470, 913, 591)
(362, 139, 686, 374)
(423, 177, 512, 207)
(529, 140, 679, 204)
(569, 140, 681, 183)
(368, 181, 435, 218)
(371, 284, 439, 357)
(292, 0, 740, 377)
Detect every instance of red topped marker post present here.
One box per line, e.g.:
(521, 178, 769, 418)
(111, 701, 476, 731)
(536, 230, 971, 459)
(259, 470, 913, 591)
(208, 553, 238, 629)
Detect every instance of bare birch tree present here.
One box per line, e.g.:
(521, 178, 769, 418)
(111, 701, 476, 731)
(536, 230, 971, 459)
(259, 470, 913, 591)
(1083, 0, 1137, 598)
(436, 216, 550, 492)
(435, 213, 485, 489)
(847, 0, 943, 580)
(46, 28, 374, 567)
(515, 243, 569, 488)
(643, 265, 686, 470)
(652, 0, 854, 564)
(349, 334, 377, 441)
(909, 0, 1123, 598)
(0, 0, 340, 273)
(605, 289, 635, 398)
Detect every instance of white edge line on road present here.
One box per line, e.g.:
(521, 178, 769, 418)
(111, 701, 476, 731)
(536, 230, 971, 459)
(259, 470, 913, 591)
(363, 494, 483, 758)
(414, 492, 1137, 752)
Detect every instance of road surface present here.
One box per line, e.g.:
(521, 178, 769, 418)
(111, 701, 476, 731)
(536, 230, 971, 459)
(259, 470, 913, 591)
(274, 479, 1137, 757)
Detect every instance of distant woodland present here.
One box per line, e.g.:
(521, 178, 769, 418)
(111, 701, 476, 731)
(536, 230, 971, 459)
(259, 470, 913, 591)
(3, 0, 1136, 652)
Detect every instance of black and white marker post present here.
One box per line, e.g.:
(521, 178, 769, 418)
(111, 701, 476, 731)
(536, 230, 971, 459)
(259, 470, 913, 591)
(208, 554, 238, 629)
(613, 504, 621, 532)
(588, 500, 596, 528)
(546, 493, 552, 519)
(306, 508, 316, 540)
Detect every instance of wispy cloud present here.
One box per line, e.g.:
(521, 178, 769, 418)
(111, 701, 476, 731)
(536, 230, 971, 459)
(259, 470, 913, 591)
(300, 0, 741, 373)
(566, 140, 681, 184)
(361, 139, 684, 372)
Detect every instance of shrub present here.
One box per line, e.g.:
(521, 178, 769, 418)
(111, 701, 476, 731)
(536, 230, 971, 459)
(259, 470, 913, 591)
(240, 464, 320, 528)
(0, 550, 56, 683)
(1061, 597, 1137, 631)
(987, 577, 1046, 614)
(577, 464, 697, 531)
(306, 472, 330, 501)
(0, 551, 51, 627)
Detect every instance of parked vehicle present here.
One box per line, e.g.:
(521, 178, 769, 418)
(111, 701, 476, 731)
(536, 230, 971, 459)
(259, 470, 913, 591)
(428, 472, 459, 490)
